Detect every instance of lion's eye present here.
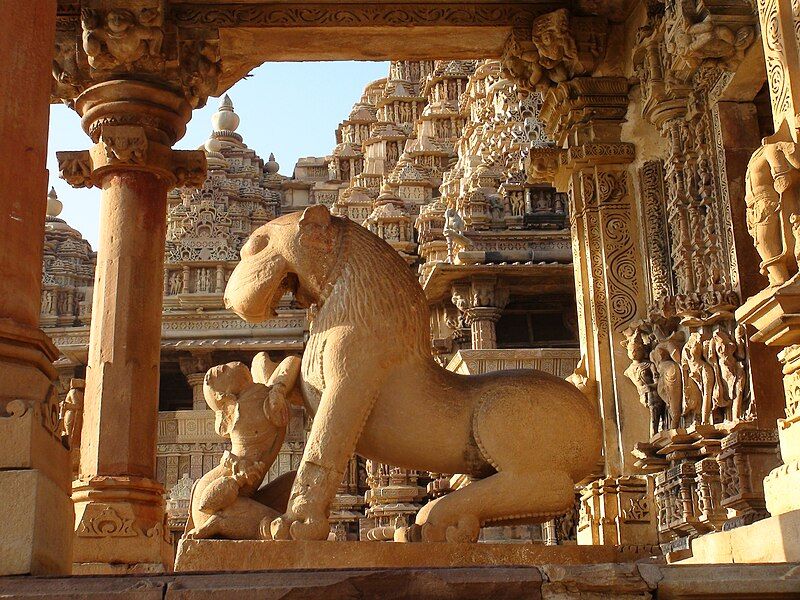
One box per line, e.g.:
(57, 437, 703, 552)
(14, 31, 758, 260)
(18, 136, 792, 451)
(243, 234, 269, 257)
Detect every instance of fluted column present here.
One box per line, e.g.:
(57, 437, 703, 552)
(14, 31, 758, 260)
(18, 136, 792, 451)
(0, 0, 73, 576)
(58, 81, 206, 573)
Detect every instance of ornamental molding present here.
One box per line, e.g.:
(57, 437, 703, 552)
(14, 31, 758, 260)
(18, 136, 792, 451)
(170, 3, 544, 28)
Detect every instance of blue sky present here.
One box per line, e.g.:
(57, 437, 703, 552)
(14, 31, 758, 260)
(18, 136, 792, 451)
(46, 61, 390, 248)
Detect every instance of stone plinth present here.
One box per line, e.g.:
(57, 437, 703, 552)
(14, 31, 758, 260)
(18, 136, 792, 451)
(174, 540, 656, 572)
(737, 284, 800, 518)
(1, 563, 799, 599)
(681, 508, 800, 564)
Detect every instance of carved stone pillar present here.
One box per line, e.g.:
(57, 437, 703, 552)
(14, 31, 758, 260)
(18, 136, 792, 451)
(541, 77, 654, 546)
(58, 81, 206, 573)
(0, 0, 73, 576)
(451, 278, 509, 350)
(179, 353, 214, 410)
(730, 0, 800, 540)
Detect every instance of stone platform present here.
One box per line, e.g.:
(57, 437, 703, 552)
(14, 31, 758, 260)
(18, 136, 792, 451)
(174, 540, 656, 572)
(1, 563, 798, 599)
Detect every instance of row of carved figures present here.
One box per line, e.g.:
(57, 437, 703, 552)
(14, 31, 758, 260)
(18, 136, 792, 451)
(623, 319, 749, 437)
(165, 267, 227, 296)
(40, 288, 91, 324)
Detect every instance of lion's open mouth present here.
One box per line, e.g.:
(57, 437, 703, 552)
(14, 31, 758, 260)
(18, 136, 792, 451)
(264, 273, 299, 318)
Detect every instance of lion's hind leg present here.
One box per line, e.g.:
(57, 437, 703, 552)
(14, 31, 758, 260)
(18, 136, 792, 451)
(409, 469, 575, 543)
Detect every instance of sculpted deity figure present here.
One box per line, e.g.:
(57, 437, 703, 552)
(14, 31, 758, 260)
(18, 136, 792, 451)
(387, 141, 399, 163)
(224, 205, 602, 543)
(168, 271, 182, 295)
(650, 335, 684, 430)
(185, 354, 301, 540)
(502, 9, 582, 92)
(82, 7, 164, 71)
(509, 192, 525, 217)
(681, 332, 715, 425)
(622, 326, 664, 437)
(443, 206, 473, 263)
(745, 125, 800, 286)
(707, 329, 747, 421)
(41, 290, 54, 315)
(58, 378, 85, 447)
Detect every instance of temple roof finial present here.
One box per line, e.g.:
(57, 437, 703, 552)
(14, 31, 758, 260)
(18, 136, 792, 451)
(265, 153, 280, 174)
(46, 187, 62, 218)
(212, 94, 240, 133)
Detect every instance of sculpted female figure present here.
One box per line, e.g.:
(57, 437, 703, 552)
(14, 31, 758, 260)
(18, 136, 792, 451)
(184, 353, 300, 540)
(224, 205, 602, 543)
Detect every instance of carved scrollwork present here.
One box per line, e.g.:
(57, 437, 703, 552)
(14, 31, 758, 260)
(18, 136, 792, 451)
(170, 3, 541, 28)
(76, 505, 137, 538)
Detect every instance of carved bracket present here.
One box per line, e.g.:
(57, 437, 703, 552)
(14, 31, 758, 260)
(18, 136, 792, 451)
(57, 144, 206, 189)
(501, 9, 608, 94)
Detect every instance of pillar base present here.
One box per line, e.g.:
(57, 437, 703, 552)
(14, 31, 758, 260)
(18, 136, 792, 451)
(72, 476, 172, 573)
(0, 322, 72, 575)
(0, 469, 73, 576)
(576, 476, 657, 547)
(764, 458, 800, 516)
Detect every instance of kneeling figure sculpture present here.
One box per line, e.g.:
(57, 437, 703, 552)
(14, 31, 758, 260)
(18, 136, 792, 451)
(224, 205, 602, 542)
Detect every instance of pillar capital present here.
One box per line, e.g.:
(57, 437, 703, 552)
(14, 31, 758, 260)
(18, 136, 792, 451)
(178, 352, 214, 379)
(52, 0, 222, 110)
(451, 278, 510, 313)
(56, 80, 206, 190)
(540, 77, 631, 148)
(462, 306, 504, 326)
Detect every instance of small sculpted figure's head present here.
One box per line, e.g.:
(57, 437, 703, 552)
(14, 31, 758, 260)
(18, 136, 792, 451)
(106, 9, 135, 33)
(532, 9, 576, 65)
(203, 361, 290, 439)
(621, 327, 649, 362)
(224, 205, 337, 322)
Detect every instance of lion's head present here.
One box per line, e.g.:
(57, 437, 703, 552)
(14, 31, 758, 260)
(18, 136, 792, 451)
(224, 205, 337, 322)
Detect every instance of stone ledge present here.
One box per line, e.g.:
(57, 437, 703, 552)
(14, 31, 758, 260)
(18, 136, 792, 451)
(679, 509, 800, 564)
(0, 563, 798, 599)
(174, 539, 657, 572)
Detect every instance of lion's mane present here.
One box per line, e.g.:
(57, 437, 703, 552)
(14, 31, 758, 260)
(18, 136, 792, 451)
(311, 217, 431, 359)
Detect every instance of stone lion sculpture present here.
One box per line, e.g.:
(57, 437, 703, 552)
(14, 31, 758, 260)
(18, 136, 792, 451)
(224, 205, 602, 542)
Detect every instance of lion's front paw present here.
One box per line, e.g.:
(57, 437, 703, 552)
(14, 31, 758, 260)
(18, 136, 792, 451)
(270, 515, 293, 540)
(269, 513, 330, 540)
(415, 514, 480, 543)
(290, 516, 330, 540)
(445, 515, 480, 543)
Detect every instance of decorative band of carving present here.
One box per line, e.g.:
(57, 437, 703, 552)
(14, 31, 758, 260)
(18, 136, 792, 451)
(170, 3, 543, 28)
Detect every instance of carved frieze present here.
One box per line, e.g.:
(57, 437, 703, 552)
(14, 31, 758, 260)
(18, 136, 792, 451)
(170, 3, 542, 28)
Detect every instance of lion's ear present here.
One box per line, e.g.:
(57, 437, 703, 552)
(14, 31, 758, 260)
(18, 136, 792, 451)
(299, 204, 331, 229)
